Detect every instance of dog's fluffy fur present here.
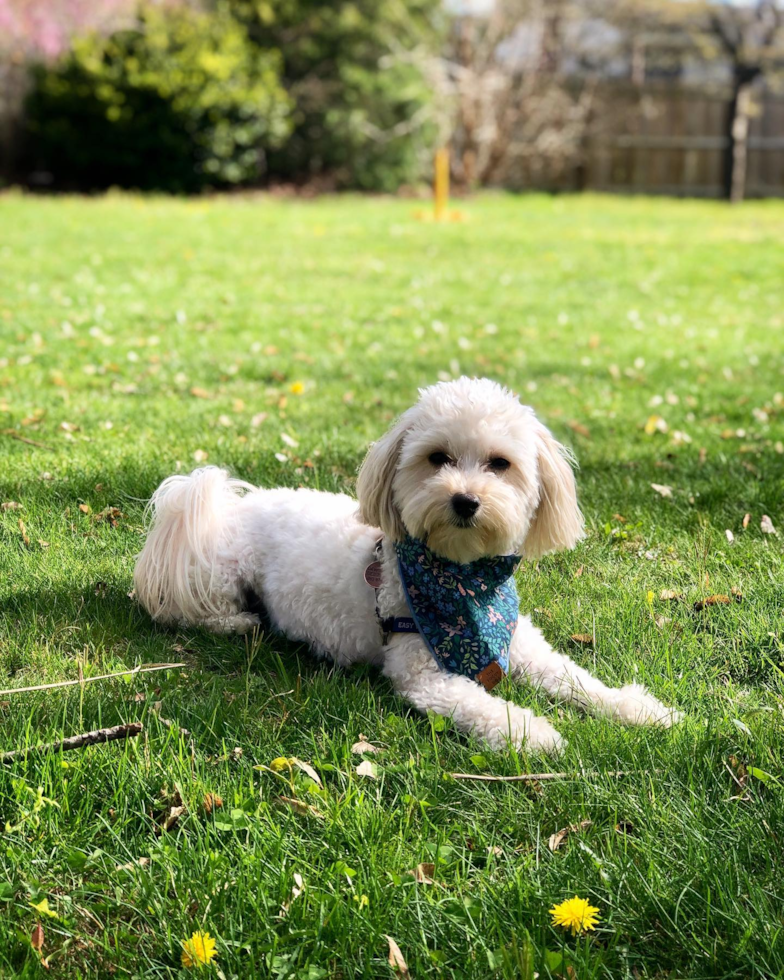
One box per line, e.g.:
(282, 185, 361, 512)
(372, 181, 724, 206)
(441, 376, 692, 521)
(134, 377, 681, 751)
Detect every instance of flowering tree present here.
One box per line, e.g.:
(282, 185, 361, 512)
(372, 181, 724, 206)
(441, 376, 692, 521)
(0, 0, 142, 178)
(0, 0, 138, 59)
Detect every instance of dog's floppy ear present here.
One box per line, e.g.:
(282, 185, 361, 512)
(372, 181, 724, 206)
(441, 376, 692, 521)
(522, 423, 584, 559)
(356, 411, 412, 540)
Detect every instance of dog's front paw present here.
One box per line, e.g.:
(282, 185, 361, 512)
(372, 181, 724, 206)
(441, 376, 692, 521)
(484, 704, 565, 754)
(613, 684, 683, 728)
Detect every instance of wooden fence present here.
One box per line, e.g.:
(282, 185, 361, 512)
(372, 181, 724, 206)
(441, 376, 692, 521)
(582, 81, 784, 198)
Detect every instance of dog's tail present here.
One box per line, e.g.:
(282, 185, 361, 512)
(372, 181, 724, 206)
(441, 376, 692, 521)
(134, 466, 254, 627)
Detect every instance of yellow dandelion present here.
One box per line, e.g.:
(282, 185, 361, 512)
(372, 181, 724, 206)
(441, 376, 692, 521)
(289, 381, 305, 395)
(181, 931, 217, 969)
(549, 896, 601, 936)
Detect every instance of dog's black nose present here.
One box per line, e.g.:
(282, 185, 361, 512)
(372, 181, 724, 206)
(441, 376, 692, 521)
(452, 492, 480, 520)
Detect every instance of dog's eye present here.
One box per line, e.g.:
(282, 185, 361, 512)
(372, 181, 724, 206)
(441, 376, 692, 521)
(428, 451, 451, 467)
(488, 457, 511, 472)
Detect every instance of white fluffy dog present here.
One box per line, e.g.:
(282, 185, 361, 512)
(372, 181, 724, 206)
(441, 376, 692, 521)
(134, 377, 681, 752)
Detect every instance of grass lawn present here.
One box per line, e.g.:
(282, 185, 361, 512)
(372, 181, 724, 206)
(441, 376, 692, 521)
(0, 190, 783, 979)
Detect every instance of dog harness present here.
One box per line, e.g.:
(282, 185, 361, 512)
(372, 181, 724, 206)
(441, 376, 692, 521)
(366, 535, 520, 692)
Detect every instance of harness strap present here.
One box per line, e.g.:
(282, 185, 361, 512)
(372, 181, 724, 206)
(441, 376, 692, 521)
(369, 538, 417, 644)
(380, 616, 418, 635)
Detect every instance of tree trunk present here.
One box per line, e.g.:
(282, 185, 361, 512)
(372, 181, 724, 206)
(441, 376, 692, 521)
(724, 67, 759, 203)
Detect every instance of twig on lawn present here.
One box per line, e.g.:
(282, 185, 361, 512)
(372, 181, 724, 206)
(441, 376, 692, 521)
(1, 429, 56, 451)
(1, 722, 143, 763)
(0, 662, 186, 697)
(450, 770, 636, 783)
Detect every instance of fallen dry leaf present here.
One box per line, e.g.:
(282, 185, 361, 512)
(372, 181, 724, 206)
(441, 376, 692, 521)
(189, 386, 211, 399)
(761, 515, 777, 535)
(659, 589, 683, 601)
(725, 529, 735, 544)
(30, 923, 44, 952)
(1, 501, 21, 511)
(356, 760, 377, 779)
(351, 735, 383, 755)
(276, 796, 324, 819)
(162, 805, 186, 832)
(279, 872, 305, 918)
(407, 862, 435, 884)
(95, 506, 124, 527)
(116, 857, 151, 871)
(193, 449, 208, 463)
(742, 513, 751, 529)
(727, 755, 750, 801)
(567, 419, 591, 439)
(385, 936, 410, 978)
(651, 483, 673, 498)
(202, 793, 223, 814)
(570, 633, 593, 645)
(548, 819, 592, 852)
(78, 503, 90, 514)
(291, 758, 322, 788)
(693, 595, 731, 611)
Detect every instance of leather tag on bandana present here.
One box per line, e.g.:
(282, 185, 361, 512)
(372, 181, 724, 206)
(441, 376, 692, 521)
(475, 661, 505, 692)
(363, 561, 383, 589)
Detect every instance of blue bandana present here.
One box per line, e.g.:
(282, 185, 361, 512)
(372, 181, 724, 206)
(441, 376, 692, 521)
(393, 535, 520, 691)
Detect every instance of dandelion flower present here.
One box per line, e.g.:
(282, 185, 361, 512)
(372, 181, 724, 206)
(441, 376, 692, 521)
(549, 896, 601, 936)
(289, 381, 305, 395)
(181, 931, 217, 969)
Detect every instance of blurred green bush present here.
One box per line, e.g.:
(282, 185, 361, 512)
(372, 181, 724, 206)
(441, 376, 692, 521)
(24, 0, 442, 193)
(228, 0, 443, 191)
(25, 4, 293, 192)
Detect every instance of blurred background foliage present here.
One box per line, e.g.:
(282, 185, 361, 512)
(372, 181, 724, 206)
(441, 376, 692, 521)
(26, 3, 292, 192)
(1, 0, 783, 196)
(21, 0, 443, 193)
(228, 0, 442, 191)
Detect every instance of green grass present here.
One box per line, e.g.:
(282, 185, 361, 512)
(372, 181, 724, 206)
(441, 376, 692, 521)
(0, 190, 783, 979)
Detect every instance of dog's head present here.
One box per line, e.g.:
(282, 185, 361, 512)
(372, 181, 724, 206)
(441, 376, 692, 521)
(356, 377, 583, 564)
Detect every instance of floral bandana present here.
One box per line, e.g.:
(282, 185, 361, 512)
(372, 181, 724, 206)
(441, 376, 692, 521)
(394, 535, 520, 691)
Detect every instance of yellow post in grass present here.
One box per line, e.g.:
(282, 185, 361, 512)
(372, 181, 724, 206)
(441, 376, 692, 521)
(434, 147, 450, 222)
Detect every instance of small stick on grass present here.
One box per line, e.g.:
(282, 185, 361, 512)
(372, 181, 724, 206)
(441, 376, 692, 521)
(1, 722, 143, 763)
(0, 662, 186, 698)
(1, 429, 56, 451)
(450, 770, 635, 783)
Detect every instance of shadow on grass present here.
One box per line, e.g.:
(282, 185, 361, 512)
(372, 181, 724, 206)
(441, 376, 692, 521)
(576, 450, 784, 529)
(0, 580, 398, 732)
(0, 579, 323, 675)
